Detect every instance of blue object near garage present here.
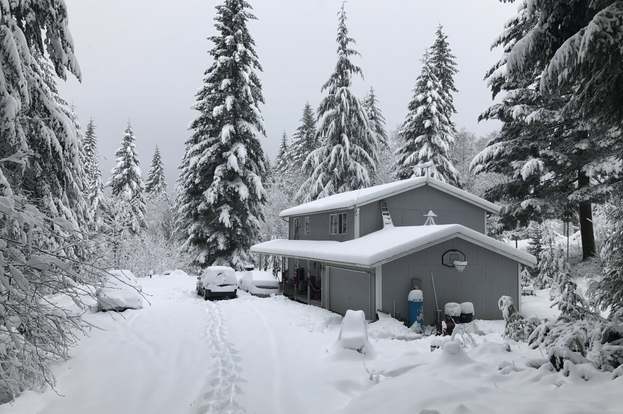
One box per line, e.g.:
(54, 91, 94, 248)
(408, 289, 424, 327)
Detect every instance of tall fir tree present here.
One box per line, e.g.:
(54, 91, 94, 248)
(177, 0, 268, 269)
(274, 132, 289, 175)
(287, 102, 318, 172)
(82, 119, 107, 229)
(298, 3, 378, 201)
(395, 52, 460, 185)
(109, 124, 146, 233)
(0, 1, 109, 398)
(429, 25, 459, 117)
(145, 146, 167, 198)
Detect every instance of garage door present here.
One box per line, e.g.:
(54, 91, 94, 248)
(328, 267, 372, 319)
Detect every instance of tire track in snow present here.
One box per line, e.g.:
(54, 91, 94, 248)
(245, 299, 286, 414)
(195, 301, 245, 414)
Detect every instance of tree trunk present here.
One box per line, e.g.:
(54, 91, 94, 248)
(578, 170, 596, 259)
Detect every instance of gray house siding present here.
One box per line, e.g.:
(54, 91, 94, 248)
(381, 238, 518, 324)
(359, 186, 486, 237)
(288, 210, 354, 241)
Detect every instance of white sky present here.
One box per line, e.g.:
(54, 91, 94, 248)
(60, 0, 515, 188)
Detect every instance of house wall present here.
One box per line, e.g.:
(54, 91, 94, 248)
(288, 210, 354, 241)
(359, 185, 487, 236)
(381, 238, 519, 324)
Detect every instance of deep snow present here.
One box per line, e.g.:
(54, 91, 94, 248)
(2, 271, 622, 414)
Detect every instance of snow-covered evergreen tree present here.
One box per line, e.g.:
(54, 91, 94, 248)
(363, 87, 389, 184)
(274, 132, 289, 175)
(297, 4, 378, 201)
(536, 229, 565, 290)
(288, 102, 318, 170)
(145, 146, 167, 198)
(395, 52, 460, 185)
(363, 87, 388, 148)
(0, 1, 105, 400)
(109, 124, 146, 233)
(471, 0, 622, 260)
(82, 120, 108, 229)
(177, 0, 268, 269)
(596, 191, 623, 313)
(429, 25, 458, 119)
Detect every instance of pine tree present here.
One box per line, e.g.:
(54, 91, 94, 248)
(429, 25, 458, 117)
(471, 1, 622, 260)
(298, 3, 378, 201)
(109, 124, 146, 233)
(363, 87, 388, 148)
(82, 120, 108, 229)
(0, 1, 106, 400)
(395, 52, 460, 185)
(527, 221, 544, 276)
(287, 103, 318, 172)
(596, 192, 623, 313)
(145, 146, 167, 198)
(177, 0, 268, 269)
(274, 132, 289, 175)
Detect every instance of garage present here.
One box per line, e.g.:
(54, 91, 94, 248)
(328, 266, 373, 320)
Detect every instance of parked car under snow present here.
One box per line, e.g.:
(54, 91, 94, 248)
(196, 266, 238, 300)
(238, 267, 280, 296)
(96, 269, 143, 312)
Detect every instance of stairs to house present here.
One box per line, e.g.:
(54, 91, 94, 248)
(381, 201, 393, 228)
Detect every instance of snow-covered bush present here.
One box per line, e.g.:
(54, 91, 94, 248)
(535, 228, 566, 290)
(0, 181, 101, 401)
(498, 296, 539, 342)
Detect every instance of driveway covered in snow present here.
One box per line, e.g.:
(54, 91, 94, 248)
(2, 271, 622, 414)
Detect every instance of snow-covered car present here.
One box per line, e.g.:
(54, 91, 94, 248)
(196, 266, 238, 300)
(96, 269, 143, 312)
(238, 267, 280, 296)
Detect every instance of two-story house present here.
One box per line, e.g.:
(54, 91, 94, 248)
(251, 176, 536, 324)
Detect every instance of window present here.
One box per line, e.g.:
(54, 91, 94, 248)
(304, 216, 310, 235)
(330, 213, 348, 235)
(292, 218, 299, 238)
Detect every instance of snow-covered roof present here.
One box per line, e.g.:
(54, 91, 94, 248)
(251, 224, 536, 267)
(279, 177, 501, 217)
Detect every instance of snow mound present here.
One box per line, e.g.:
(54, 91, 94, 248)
(435, 340, 473, 366)
(338, 310, 370, 353)
(96, 269, 143, 312)
(368, 312, 421, 340)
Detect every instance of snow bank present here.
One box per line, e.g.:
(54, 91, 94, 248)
(96, 269, 143, 311)
(368, 312, 422, 340)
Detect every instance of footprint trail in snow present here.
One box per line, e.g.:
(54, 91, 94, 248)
(195, 301, 245, 414)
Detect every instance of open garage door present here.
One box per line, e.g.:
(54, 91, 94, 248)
(328, 267, 373, 320)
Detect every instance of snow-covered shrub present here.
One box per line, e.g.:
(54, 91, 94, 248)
(498, 296, 539, 342)
(535, 229, 566, 290)
(0, 184, 101, 401)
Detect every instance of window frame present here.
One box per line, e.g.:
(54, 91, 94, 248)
(329, 213, 348, 235)
(304, 216, 310, 235)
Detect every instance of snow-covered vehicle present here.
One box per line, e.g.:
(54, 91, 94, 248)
(238, 266, 280, 296)
(96, 270, 143, 312)
(196, 266, 238, 300)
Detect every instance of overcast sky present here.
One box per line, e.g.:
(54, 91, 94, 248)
(60, 0, 515, 189)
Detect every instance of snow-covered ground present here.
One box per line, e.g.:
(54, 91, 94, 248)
(2, 271, 622, 414)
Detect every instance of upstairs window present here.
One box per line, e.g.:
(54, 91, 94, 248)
(292, 217, 299, 238)
(330, 213, 348, 235)
(304, 216, 310, 235)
